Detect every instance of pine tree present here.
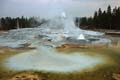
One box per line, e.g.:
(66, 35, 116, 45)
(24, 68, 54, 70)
(93, 11, 98, 27)
(97, 8, 102, 28)
(107, 5, 112, 29)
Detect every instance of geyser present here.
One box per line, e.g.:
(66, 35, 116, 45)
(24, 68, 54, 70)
(1, 0, 111, 73)
(0, 11, 105, 48)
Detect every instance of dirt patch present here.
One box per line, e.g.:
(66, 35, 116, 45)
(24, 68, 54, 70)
(56, 43, 108, 52)
(113, 73, 120, 80)
(106, 33, 120, 37)
(0, 31, 8, 34)
(9, 72, 46, 80)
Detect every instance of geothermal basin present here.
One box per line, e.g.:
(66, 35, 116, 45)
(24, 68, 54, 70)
(1, 13, 112, 73)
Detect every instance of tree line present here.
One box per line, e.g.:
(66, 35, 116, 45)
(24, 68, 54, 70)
(80, 5, 120, 30)
(1, 5, 120, 31)
(0, 16, 46, 30)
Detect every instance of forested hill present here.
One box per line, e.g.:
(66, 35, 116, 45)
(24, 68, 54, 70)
(80, 5, 120, 30)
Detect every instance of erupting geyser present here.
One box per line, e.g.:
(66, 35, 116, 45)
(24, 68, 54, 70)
(2, 13, 109, 72)
(1, 0, 111, 73)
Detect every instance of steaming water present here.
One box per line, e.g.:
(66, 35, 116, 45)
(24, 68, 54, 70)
(0, 5, 105, 47)
(5, 46, 106, 72)
(0, 14, 105, 48)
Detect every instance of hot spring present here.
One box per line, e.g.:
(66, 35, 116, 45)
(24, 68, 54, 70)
(4, 45, 109, 72)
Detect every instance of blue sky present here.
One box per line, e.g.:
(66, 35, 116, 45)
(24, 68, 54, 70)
(0, 0, 120, 18)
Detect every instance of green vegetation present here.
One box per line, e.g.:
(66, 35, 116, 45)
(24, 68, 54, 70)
(0, 16, 47, 30)
(80, 5, 120, 30)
